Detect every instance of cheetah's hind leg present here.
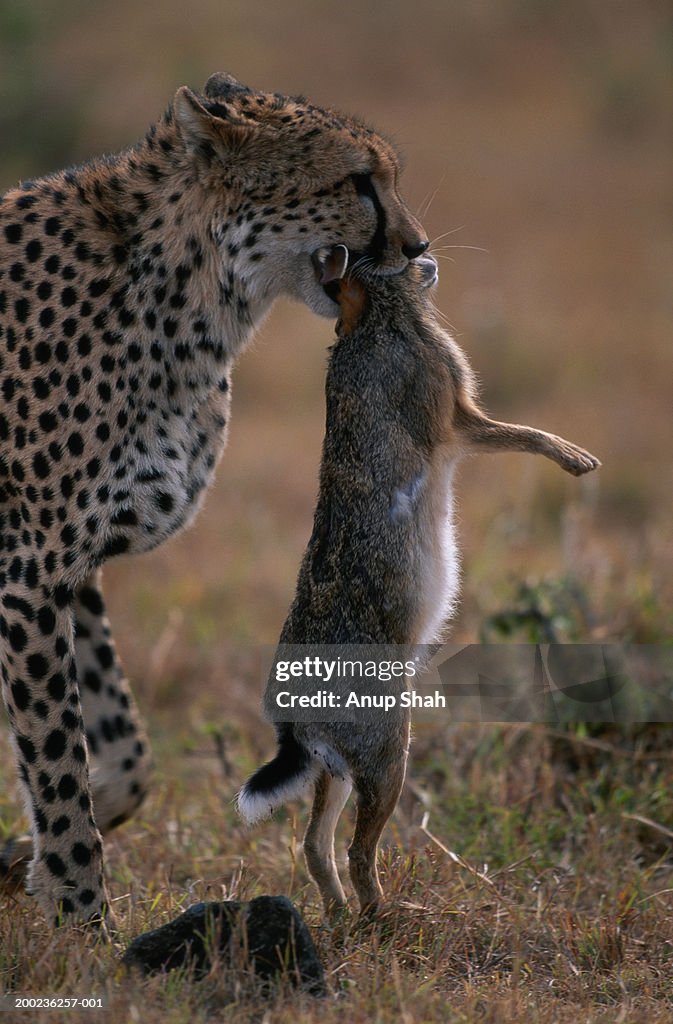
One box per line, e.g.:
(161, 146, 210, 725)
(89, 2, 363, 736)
(74, 570, 153, 833)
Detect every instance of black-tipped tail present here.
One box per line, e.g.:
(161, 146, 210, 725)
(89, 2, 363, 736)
(237, 725, 314, 824)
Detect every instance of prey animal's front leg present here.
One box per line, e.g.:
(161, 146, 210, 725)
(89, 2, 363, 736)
(455, 396, 601, 476)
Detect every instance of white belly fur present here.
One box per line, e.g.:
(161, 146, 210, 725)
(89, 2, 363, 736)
(413, 456, 461, 646)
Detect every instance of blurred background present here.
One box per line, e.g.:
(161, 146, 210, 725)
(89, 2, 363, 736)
(1, 0, 671, 719)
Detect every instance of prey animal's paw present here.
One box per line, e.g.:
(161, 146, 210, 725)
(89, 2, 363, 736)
(556, 440, 602, 476)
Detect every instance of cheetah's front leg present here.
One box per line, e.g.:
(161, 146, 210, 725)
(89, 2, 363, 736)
(0, 575, 112, 926)
(2, 570, 153, 890)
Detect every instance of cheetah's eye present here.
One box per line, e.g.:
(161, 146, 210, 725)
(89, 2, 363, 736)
(350, 173, 386, 259)
(351, 173, 376, 203)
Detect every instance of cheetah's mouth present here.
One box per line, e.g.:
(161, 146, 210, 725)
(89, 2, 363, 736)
(313, 251, 406, 302)
(321, 279, 341, 303)
(311, 226, 410, 307)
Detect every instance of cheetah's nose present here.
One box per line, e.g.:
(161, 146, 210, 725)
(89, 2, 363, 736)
(402, 240, 429, 260)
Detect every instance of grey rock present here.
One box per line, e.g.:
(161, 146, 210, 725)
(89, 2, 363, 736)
(121, 895, 325, 995)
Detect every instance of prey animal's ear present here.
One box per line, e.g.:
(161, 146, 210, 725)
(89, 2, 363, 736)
(173, 85, 248, 154)
(336, 274, 367, 335)
(313, 244, 350, 285)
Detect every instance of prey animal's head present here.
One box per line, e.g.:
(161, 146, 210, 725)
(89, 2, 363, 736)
(314, 245, 438, 335)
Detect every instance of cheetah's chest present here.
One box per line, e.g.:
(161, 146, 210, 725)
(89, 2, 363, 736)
(92, 380, 232, 563)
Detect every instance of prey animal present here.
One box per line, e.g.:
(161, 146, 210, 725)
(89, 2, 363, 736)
(239, 248, 600, 916)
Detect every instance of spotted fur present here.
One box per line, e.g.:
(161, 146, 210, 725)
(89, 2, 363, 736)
(0, 72, 428, 925)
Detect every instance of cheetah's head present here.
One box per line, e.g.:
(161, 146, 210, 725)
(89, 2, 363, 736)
(173, 73, 429, 317)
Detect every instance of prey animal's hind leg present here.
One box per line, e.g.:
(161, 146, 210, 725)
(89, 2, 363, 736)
(304, 770, 352, 917)
(1, 569, 152, 890)
(348, 748, 408, 914)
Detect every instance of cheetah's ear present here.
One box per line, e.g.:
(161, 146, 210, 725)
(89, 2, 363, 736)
(173, 86, 249, 156)
(203, 72, 252, 101)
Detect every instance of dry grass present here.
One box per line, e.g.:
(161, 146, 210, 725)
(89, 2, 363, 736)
(1, 0, 672, 1020)
(3, 720, 673, 1022)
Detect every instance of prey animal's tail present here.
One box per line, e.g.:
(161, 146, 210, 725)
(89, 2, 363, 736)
(237, 724, 316, 825)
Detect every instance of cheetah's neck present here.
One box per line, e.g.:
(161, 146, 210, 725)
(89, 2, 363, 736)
(27, 117, 272, 387)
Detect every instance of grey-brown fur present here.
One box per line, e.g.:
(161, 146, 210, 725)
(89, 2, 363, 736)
(239, 256, 600, 916)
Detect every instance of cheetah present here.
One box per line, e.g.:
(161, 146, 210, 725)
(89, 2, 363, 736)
(0, 71, 429, 927)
